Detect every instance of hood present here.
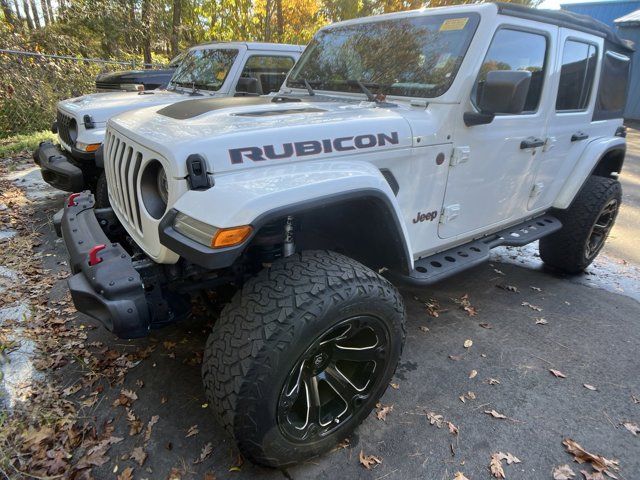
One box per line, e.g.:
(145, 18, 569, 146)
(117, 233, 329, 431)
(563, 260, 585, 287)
(57, 90, 202, 124)
(108, 96, 416, 178)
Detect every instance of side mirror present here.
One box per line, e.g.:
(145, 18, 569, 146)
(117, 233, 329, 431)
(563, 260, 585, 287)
(464, 70, 532, 126)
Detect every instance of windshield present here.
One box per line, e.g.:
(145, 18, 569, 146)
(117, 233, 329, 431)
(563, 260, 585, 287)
(287, 13, 479, 98)
(170, 48, 239, 91)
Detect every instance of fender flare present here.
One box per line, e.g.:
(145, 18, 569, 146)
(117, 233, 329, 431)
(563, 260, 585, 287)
(159, 160, 414, 273)
(553, 136, 626, 210)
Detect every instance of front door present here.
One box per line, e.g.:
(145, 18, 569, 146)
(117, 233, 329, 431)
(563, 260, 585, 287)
(439, 23, 557, 240)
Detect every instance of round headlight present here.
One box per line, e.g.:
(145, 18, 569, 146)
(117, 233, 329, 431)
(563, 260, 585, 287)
(68, 119, 78, 144)
(157, 168, 169, 205)
(140, 160, 169, 219)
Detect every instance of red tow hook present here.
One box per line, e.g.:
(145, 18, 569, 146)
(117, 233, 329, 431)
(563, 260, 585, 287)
(68, 192, 81, 207)
(88, 244, 106, 266)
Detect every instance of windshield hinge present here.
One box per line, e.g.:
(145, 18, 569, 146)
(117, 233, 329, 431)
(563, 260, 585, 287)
(410, 99, 428, 108)
(450, 146, 470, 166)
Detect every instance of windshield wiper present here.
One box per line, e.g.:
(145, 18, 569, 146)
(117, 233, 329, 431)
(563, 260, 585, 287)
(303, 79, 315, 96)
(349, 79, 376, 102)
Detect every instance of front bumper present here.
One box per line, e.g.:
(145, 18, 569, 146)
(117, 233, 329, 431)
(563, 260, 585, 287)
(61, 191, 152, 338)
(34, 141, 86, 192)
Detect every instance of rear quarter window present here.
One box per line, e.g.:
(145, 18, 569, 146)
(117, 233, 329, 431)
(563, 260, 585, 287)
(593, 47, 631, 121)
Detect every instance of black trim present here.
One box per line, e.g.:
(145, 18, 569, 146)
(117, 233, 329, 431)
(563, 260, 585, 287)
(61, 191, 151, 338)
(495, 2, 634, 54)
(157, 96, 273, 119)
(379, 168, 399, 196)
(159, 189, 412, 273)
(186, 154, 211, 190)
(35, 141, 86, 192)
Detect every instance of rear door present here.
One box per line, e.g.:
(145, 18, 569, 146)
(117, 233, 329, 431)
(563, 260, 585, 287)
(528, 30, 602, 211)
(438, 22, 557, 240)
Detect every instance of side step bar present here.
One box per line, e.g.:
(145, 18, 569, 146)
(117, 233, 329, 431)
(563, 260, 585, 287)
(393, 215, 562, 286)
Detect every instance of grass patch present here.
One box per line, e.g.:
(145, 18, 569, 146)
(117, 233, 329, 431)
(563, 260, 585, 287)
(0, 131, 56, 158)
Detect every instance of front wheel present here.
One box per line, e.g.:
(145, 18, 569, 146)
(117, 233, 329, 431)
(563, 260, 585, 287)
(540, 176, 621, 273)
(202, 250, 405, 467)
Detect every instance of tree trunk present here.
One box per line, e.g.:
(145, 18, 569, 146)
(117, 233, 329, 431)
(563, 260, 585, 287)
(22, 0, 33, 29)
(275, 0, 283, 42)
(170, 0, 181, 57)
(1, 0, 16, 26)
(28, 0, 40, 28)
(13, 0, 22, 22)
(141, 0, 152, 66)
(39, 0, 48, 25)
(44, 0, 52, 21)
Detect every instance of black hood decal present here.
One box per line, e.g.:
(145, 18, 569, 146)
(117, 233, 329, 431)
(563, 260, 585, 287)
(157, 96, 285, 120)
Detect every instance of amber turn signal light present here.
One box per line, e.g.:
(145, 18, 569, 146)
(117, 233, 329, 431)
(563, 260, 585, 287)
(85, 143, 101, 152)
(211, 225, 252, 248)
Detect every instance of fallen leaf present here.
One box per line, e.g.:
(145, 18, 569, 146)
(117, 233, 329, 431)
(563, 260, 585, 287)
(129, 446, 147, 466)
(494, 268, 505, 275)
(375, 403, 393, 421)
(389, 382, 399, 389)
(583, 384, 597, 391)
(622, 422, 640, 436)
(469, 369, 478, 379)
(454, 472, 470, 480)
(488, 378, 501, 385)
(522, 301, 542, 311)
(489, 453, 506, 478)
(484, 409, 507, 419)
(552, 464, 576, 480)
(419, 326, 430, 333)
(454, 294, 478, 316)
(424, 298, 442, 317)
(229, 454, 244, 472)
(144, 415, 159, 442)
(194, 442, 214, 464)
(126, 409, 143, 436)
(497, 284, 519, 293)
(464, 339, 473, 348)
(530, 286, 542, 292)
(204, 473, 216, 480)
(113, 389, 138, 407)
(117, 467, 134, 480)
(632, 395, 640, 404)
(186, 425, 199, 437)
(449, 354, 464, 361)
(426, 411, 444, 428)
(497, 452, 521, 465)
(359, 449, 382, 469)
(535, 318, 548, 325)
(448, 421, 459, 435)
(562, 438, 619, 475)
(550, 369, 567, 378)
(163, 340, 177, 350)
(479, 323, 492, 329)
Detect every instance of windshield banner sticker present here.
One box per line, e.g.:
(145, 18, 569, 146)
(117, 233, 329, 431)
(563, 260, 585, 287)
(229, 132, 399, 164)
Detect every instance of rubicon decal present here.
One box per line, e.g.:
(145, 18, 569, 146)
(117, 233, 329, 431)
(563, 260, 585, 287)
(229, 132, 400, 164)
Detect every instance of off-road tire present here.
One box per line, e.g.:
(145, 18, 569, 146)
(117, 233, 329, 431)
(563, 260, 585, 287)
(94, 171, 110, 208)
(540, 176, 621, 273)
(202, 250, 405, 467)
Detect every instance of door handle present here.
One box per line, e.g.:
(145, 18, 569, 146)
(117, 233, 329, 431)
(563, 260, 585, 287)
(571, 132, 589, 142)
(520, 137, 545, 149)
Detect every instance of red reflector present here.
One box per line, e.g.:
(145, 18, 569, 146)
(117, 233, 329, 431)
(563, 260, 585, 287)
(68, 193, 81, 207)
(88, 244, 106, 266)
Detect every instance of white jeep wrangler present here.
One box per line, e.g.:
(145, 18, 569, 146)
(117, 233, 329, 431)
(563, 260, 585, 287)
(58, 3, 631, 467)
(34, 42, 303, 206)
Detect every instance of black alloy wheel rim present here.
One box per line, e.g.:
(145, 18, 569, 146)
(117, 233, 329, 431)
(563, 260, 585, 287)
(586, 199, 618, 259)
(277, 315, 390, 443)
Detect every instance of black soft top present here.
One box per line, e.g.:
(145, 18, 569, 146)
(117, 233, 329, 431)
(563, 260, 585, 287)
(495, 2, 635, 54)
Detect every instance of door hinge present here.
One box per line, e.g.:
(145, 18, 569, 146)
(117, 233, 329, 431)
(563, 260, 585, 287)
(530, 182, 544, 199)
(450, 146, 470, 166)
(543, 136, 556, 152)
(440, 204, 461, 224)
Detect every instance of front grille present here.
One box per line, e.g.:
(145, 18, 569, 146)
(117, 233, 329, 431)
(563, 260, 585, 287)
(96, 82, 123, 92)
(104, 129, 144, 234)
(57, 110, 75, 146)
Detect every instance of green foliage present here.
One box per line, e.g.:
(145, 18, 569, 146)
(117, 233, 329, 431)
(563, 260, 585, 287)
(0, 130, 56, 157)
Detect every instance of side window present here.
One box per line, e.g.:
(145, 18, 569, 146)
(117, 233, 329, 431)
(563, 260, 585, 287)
(474, 28, 547, 113)
(236, 55, 295, 95)
(593, 48, 631, 120)
(556, 40, 597, 111)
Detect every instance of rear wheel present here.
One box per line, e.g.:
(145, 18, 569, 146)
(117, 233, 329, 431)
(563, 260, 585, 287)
(540, 176, 621, 273)
(202, 250, 405, 467)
